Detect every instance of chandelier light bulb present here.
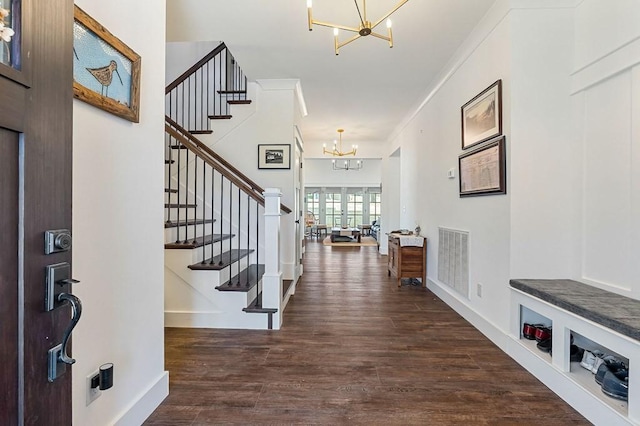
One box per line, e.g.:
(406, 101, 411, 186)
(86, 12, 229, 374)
(386, 19, 392, 28)
(307, 0, 312, 7)
(333, 28, 339, 36)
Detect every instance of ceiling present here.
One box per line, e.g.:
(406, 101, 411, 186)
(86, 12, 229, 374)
(167, 0, 496, 148)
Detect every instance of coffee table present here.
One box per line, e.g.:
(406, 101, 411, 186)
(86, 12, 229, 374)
(330, 227, 361, 243)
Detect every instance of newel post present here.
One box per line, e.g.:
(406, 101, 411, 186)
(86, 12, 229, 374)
(262, 188, 283, 329)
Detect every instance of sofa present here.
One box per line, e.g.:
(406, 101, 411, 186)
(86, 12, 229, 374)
(371, 220, 381, 241)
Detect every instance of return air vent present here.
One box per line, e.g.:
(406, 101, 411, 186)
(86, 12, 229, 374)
(437, 227, 469, 298)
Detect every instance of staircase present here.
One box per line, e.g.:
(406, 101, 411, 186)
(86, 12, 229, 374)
(164, 43, 292, 330)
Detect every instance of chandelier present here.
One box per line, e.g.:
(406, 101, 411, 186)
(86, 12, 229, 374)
(323, 129, 357, 157)
(333, 159, 363, 171)
(307, 0, 410, 55)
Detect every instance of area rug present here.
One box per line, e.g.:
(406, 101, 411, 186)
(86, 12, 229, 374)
(322, 236, 378, 247)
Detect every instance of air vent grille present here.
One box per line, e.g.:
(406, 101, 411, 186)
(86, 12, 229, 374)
(437, 227, 469, 298)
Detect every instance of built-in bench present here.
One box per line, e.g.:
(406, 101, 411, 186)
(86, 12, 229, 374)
(508, 279, 639, 425)
(510, 279, 640, 341)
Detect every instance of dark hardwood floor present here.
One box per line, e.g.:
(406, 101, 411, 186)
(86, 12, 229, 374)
(145, 240, 588, 425)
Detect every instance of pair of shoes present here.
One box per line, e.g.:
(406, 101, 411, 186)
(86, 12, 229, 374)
(536, 337, 552, 353)
(569, 345, 584, 362)
(522, 324, 551, 341)
(522, 323, 544, 340)
(595, 357, 627, 385)
(580, 349, 604, 373)
(601, 368, 629, 401)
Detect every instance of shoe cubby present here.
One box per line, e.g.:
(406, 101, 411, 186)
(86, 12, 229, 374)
(568, 331, 629, 417)
(511, 286, 639, 425)
(518, 305, 553, 364)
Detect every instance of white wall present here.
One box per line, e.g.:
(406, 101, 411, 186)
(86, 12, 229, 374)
(508, 7, 576, 279)
(72, 1, 168, 424)
(388, 0, 513, 328)
(165, 41, 220, 84)
(304, 158, 381, 187)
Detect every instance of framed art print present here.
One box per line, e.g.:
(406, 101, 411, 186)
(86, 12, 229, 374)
(73, 5, 141, 122)
(459, 136, 506, 197)
(461, 80, 502, 150)
(258, 144, 291, 170)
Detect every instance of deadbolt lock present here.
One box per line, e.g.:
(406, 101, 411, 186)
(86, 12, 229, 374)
(45, 229, 72, 254)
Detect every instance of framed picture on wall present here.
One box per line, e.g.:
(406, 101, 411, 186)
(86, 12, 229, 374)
(459, 136, 506, 197)
(461, 80, 502, 150)
(73, 5, 141, 123)
(258, 144, 291, 169)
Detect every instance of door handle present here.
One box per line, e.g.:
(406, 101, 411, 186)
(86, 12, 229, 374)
(45, 262, 82, 382)
(57, 292, 82, 365)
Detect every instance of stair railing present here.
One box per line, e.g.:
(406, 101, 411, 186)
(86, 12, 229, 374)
(165, 43, 291, 315)
(165, 42, 248, 134)
(165, 118, 290, 307)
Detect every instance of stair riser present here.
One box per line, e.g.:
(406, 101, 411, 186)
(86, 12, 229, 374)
(165, 210, 199, 222)
(165, 224, 218, 241)
(165, 248, 252, 279)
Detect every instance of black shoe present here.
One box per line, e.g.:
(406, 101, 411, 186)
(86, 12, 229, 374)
(536, 337, 552, 353)
(595, 357, 627, 386)
(569, 345, 584, 363)
(601, 368, 629, 401)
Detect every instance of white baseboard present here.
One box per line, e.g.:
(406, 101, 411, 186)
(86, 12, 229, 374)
(427, 278, 509, 351)
(165, 310, 269, 329)
(113, 371, 169, 426)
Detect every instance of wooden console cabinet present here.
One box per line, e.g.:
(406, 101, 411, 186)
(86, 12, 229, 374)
(387, 234, 427, 287)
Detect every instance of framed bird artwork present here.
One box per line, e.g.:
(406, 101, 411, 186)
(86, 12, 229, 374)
(73, 5, 141, 122)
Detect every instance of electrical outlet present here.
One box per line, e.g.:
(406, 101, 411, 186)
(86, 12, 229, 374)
(86, 371, 101, 405)
(477, 283, 482, 298)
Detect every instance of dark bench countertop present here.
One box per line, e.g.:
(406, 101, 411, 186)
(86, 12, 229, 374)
(510, 279, 640, 342)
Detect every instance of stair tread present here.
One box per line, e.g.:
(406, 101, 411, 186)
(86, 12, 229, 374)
(164, 218, 214, 228)
(164, 188, 178, 193)
(215, 264, 265, 292)
(165, 203, 197, 208)
(165, 233, 234, 249)
(189, 130, 213, 135)
(208, 114, 232, 120)
(227, 100, 252, 105)
(217, 90, 247, 94)
(243, 293, 278, 314)
(169, 145, 188, 149)
(188, 248, 254, 270)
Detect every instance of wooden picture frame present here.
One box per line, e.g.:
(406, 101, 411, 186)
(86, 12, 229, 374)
(461, 80, 502, 150)
(73, 5, 141, 122)
(459, 136, 506, 197)
(258, 144, 291, 170)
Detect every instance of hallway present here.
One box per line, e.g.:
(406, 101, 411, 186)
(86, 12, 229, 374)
(146, 240, 587, 424)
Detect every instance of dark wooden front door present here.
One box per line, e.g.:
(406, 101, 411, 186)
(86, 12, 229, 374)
(0, 0, 73, 424)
